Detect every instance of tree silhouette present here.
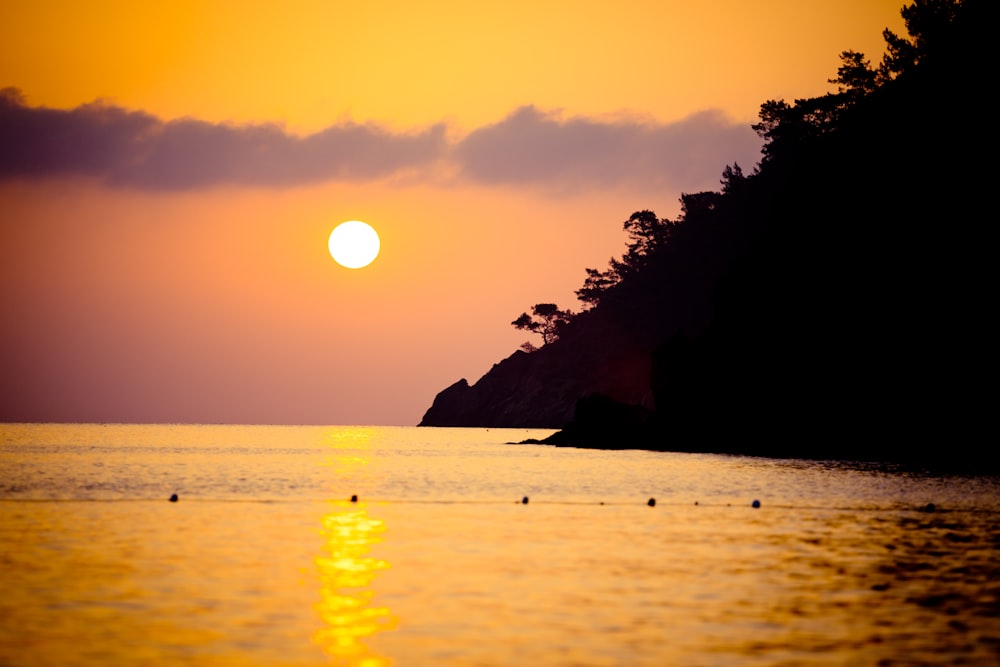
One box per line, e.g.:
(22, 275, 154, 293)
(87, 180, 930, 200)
(754, 0, 971, 164)
(622, 210, 673, 270)
(512, 303, 574, 347)
(576, 265, 621, 308)
(829, 50, 881, 97)
(573, 210, 675, 308)
(719, 163, 747, 194)
(882, 0, 964, 75)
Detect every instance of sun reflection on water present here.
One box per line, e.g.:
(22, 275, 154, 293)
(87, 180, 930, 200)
(314, 503, 396, 665)
(313, 417, 396, 667)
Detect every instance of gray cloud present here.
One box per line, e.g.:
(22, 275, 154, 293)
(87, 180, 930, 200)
(1, 88, 761, 192)
(454, 105, 762, 192)
(0, 88, 447, 189)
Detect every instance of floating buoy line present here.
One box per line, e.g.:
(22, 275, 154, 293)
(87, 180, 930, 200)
(0, 496, 962, 514)
(143, 495, 968, 514)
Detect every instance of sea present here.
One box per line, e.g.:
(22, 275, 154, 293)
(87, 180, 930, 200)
(1, 424, 998, 666)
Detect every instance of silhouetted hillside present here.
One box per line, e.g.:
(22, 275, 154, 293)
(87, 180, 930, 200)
(420, 0, 995, 470)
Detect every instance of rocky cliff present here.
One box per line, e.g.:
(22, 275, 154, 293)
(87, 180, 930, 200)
(419, 310, 662, 428)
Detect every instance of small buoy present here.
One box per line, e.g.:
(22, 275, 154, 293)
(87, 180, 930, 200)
(350, 494, 358, 503)
(922, 502, 936, 513)
(647, 498, 656, 507)
(169, 493, 178, 502)
(694, 501, 699, 506)
(521, 496, 529, 504)
(751, 499, 761, 509)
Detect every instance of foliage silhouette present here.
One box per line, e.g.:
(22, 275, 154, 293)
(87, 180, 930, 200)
(423, 0, 994, 470)
(512, 303, 574, 347)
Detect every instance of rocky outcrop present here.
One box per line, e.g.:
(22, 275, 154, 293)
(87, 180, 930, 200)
(418, 312, 659, 428)
(417, 350, 577, 427)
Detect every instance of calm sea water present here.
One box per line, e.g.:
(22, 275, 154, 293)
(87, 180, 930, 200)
(2, 424, 999, 666)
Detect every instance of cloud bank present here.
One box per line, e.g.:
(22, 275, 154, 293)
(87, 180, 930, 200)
(1, 88, 761, 192)
(457, 105, 761, 192)
(0, 88, 447, 189)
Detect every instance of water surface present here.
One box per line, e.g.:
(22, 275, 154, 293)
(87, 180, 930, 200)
(2, 424, 998, 665)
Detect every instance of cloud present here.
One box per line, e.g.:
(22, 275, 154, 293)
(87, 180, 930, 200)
(1, 88, 761, 192)
(0, 88, 447, 189)
(454, 105, 762, 192)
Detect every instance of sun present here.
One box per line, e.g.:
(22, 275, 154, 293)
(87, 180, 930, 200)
(328, 221, 380, 269)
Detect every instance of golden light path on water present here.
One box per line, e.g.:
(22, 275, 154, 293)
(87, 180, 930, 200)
(313, 428, 395, 666)
(313, 506, 394, 664)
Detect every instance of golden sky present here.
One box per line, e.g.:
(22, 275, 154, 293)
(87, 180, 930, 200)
(0, 1, 906, 424)
(2, 0, 904, 129)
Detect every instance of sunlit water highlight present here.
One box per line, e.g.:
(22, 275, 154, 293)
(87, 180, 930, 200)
(2, 424, 998, 665)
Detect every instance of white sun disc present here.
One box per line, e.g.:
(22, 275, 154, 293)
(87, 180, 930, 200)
(328, 220, 380, 269)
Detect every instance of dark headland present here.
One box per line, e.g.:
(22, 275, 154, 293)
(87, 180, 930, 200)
(420, 0, 996, 473)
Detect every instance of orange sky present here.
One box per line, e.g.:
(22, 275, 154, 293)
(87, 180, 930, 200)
(0, 1, 906, 425)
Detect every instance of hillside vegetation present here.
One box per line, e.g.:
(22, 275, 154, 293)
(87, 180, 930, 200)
(421, 0, 993, 469)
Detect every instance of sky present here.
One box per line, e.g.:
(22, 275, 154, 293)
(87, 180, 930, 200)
(1, 1, 906, 425)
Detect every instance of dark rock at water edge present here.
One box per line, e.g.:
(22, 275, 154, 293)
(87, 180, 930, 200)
(419, 320, 660, 428)
(540, 393, 654, 449)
